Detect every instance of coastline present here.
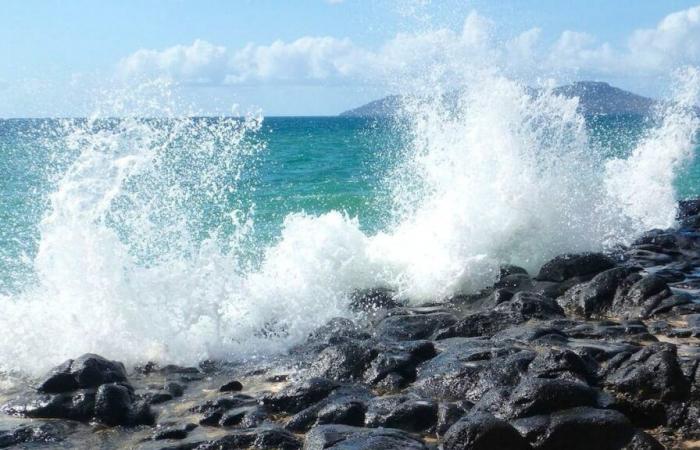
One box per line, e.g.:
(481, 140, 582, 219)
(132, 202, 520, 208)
(1, 201, 699, 449)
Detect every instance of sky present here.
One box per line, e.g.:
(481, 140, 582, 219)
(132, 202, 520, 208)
(2, 0, 700, 117)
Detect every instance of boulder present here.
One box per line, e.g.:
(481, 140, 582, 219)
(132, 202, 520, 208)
(364, 394, 437, 432)
(557, 268, 634, 319)
(38, 354, 128, 393)
(152, 423, 197, 440)
(536, 253, 616, 282)
(94, 383, 133, 426)
(476, 378, 600, 419)
(511, 407, 634, 450)
(194, 426, 301, 450)
(219, 380, 243, 392)
(603, 343, 690, 403)
(304, 424, 428, 450)
(442, 411, 532, 450)
(363, 340, 436, 386)
(310, 341, 377, 381)
(263, 377, 338, 413)
(375, 312, 457, 341)
(349, 288, 401, 311)
(284, 384, 373, 432)
(0, 422, 72, 448)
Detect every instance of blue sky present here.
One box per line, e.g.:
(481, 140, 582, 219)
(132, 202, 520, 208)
(2, 0, 700, 117)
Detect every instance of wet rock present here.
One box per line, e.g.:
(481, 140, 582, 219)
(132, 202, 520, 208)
(437, 293, 563, 340)
(94, 383, 133, 426)
(316, 400, 366, 427)
(304, 424, 428, 450)
(536, 253, 616, 282)
(349, 287, 401, 311)
(310, 341, 377, 381)
(557, 267, 634, 319)
(376, 312, 457, 341)
(199, 410, 223, 426)
(622, 431, 665, 450)
(38, 353, 128, 393)
(219, 380, 243, 392)
(411, 339, 524, 401)
(2, 391, 96, 422)
(146, 390, 174, 405)
(603, 343, 690, 403)
(511, 407, 634, 450)
(364, 394, 437, 432)
(263, 377, 339, 413)
(363, 340, 436, 386)
(191, 393, 256, 415)
(0, 422, 72, 448)
(197, 426, 301, 450)
(477, 378, 600, 419)
(679, 199, 700, 218)
(646, 293, 692, 317)
(301, 318, 372, 354)
(494, 292, 565, 320)
(219, 405, 267, 427)
(284, 385, 373, 432)
(164, 381, 185, 397)
(495, 273, 534, 291)
(435, 310, 523, 339)
(612, 274, 671, 318)
(632, 230, 679, 249)
(500, 264, 529, 277)
(527, 348, 596, 384)
(153, 423, 197, 440)
(436, 401, 471, 436)
(442, 411, 532, 450)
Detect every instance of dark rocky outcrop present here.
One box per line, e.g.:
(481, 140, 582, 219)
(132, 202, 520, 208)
(3, 198, 700, 449)
(511, 407, 634, 450)
(442, 412, 532, 450)
(304, 424, 428, 450)
(536, 253, 616, 282)
(38, 353, 128, 393)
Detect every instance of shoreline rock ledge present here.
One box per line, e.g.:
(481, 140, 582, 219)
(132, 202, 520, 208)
(2, 200, 700, 449)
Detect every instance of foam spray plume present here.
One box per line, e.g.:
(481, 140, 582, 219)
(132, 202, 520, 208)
(0, 69, 698, 376)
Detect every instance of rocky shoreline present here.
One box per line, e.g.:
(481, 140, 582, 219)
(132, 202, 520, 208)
(2, 201, 700, 449)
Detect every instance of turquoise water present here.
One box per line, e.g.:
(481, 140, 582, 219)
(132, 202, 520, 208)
(0, 115, 698, 295)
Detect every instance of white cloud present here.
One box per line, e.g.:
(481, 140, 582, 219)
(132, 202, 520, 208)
(547, 5, 700, 75)
(118, 11, 495, 86)
(627, 6, 700, 71)
(119, 39, 229, 84)
(117, 6, 700, 87)
(325, 0, 344, 4)
(227, 37, 372, 84)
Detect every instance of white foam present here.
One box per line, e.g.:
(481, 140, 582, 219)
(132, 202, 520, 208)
(0, 70, 698, 376)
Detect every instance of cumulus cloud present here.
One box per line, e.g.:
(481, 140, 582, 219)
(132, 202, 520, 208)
(626, 6, 700, 71)
(118, 11, 495, 86)
(117, 6, 700, 87)
(120, 39, 229, 84)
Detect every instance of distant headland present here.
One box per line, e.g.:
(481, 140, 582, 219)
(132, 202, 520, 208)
(340, 81, 657, 117)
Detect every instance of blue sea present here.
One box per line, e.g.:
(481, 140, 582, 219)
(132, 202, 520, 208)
(0, 80, 699, 373)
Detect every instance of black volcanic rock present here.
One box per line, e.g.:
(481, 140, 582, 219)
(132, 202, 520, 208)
(536, 253, 616, 282)
(38, 353, 128, 393)
(511, 407, 634, 450)
(304, 424, 428, 450)
(442, 412, 532, 450)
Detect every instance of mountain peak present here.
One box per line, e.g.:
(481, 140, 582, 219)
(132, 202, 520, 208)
(340, 82, 655, 117)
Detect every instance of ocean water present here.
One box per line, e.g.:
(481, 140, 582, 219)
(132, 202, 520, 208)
(0, 76, 699, 376)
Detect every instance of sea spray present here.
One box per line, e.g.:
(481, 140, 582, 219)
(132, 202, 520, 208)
(0, 72, 698, 376)
(605, 67, 700, 230)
